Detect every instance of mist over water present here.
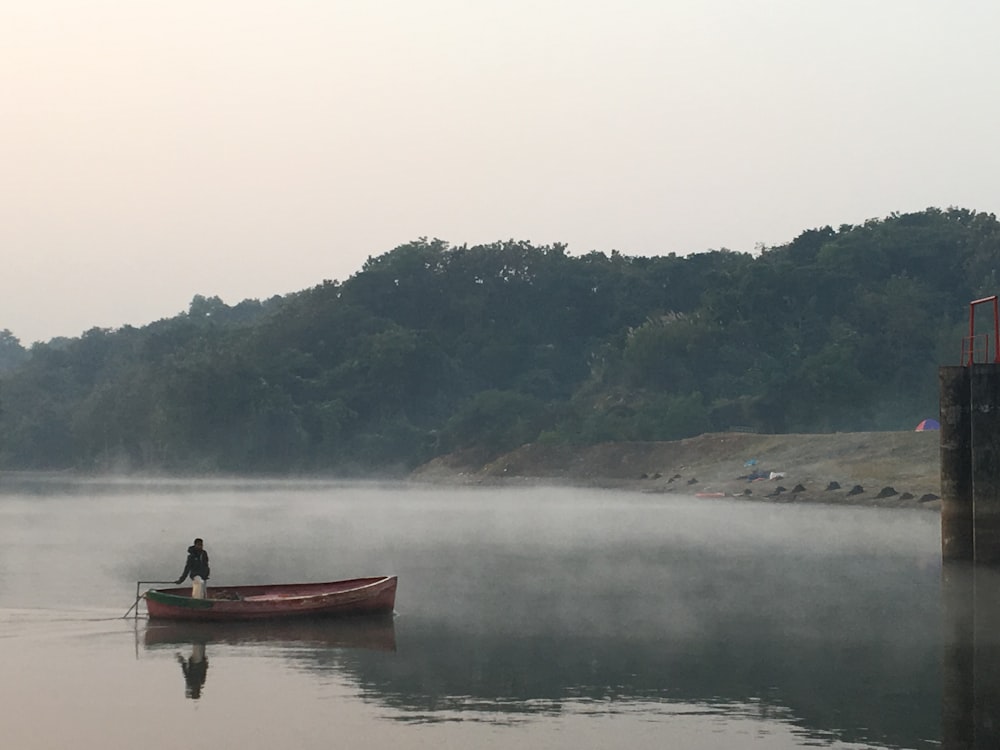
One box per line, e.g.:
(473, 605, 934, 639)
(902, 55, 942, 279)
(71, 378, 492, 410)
(0, 479, 942, 749)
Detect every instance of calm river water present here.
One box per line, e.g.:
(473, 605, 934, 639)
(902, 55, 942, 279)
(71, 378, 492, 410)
(0, 477, 974, 749)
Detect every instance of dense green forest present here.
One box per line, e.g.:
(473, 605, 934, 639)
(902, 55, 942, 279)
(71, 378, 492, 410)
(1, 207, 997, 475)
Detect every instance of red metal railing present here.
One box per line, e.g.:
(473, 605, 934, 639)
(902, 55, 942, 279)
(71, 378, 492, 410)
(963, 296, 1000, 365)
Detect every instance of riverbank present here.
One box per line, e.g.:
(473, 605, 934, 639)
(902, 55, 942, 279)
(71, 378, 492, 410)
(411, 431, 942, 510)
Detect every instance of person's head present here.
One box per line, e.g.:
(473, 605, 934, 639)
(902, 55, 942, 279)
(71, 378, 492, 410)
(193, 538, 204, 549)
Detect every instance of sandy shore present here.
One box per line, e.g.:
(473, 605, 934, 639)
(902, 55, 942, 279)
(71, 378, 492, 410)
(411, 431, 943, 510)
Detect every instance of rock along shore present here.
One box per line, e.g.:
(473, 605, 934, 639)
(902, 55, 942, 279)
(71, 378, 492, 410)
(411, 431, 943, 510)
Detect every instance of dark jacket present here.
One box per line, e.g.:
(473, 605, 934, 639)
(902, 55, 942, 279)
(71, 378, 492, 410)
(178, 546, 210, 582)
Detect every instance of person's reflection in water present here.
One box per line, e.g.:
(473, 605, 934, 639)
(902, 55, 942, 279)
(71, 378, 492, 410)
(175, 643, 209, 699)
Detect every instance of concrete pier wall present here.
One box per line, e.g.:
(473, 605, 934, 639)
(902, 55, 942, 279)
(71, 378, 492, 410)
(970, 364, 1000, 565)
(941, 366, 973, 561)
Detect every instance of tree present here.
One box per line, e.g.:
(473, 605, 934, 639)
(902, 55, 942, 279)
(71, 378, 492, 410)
(0, 329, 27, 372)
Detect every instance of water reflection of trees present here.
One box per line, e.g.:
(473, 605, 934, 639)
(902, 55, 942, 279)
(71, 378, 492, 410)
(138, 561, 977, 748)
(328, 622, 938, 746)
(145, 609, 942, 744)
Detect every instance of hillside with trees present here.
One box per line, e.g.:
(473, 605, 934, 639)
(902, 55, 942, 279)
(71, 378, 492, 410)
(0, 207, 997, 475)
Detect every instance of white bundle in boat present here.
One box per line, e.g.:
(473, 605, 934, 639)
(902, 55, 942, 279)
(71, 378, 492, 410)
(191, 576, 206, 599)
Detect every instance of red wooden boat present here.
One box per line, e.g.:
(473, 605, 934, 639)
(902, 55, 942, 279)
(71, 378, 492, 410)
(144, 575, 397, 622)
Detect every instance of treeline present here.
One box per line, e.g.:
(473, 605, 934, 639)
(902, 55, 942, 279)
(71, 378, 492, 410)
(0, 207, 995, 474)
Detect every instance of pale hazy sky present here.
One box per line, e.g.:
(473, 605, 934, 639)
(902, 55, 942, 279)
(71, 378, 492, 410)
(4, 1, 999, 344)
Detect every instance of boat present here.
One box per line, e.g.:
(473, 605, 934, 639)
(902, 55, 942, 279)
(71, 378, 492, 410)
(144, 575, 397, 622)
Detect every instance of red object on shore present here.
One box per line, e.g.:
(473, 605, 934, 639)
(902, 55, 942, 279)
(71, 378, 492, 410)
(144, 576, 397, 622)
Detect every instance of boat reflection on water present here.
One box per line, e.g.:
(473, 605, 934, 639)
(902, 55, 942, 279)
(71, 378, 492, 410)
(143, 614, 397, 652)
(142, 614, 397, 701)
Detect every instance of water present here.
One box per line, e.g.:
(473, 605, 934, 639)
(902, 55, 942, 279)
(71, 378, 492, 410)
(0, 478, 952, 748)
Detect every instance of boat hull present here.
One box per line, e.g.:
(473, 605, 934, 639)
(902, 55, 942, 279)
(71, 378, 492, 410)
(144, 575, 397, 622)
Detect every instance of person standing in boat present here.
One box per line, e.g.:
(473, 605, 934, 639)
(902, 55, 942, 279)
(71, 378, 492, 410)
(175, 537, 210, 598)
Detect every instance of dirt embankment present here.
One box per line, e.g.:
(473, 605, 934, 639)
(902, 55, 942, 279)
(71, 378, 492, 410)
(411, 431, 942, 510)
